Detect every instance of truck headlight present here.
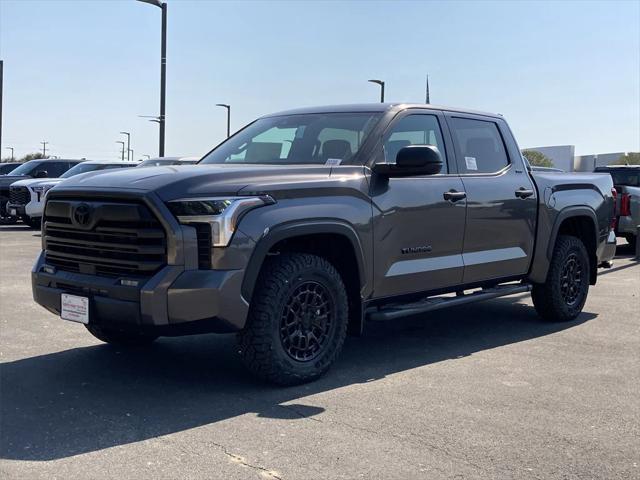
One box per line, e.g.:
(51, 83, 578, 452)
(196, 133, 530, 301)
(32, 185, 54, 195)
(167, 196, 274, 247)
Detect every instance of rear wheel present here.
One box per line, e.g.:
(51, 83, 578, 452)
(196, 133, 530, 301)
(624, 234, 636, 250)
(238, 253, 349, 385)
(85, 324, 157, 347)
(532, 235, 590, 322)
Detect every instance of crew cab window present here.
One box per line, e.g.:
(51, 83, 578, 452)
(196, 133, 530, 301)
(40, 161, 71, 178)
(384, 114, 447, 172)
(450, 117, 509, 174)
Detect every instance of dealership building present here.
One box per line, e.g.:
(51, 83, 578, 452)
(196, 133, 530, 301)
(524, 145, 631, 172)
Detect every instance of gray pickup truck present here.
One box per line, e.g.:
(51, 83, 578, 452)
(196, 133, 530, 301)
(32, 104, 617, 384)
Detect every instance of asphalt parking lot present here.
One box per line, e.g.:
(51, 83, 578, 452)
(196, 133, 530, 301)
(0, 225, 638, 480)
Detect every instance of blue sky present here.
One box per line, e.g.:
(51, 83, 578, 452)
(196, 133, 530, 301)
(1, 0, 638, 160)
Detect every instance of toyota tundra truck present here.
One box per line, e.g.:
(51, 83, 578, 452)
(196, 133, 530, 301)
(32, 104, 617, 385)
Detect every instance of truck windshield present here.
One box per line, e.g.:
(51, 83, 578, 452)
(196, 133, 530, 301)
(200, 113, 381, 165)
(7, 160, 44, 176)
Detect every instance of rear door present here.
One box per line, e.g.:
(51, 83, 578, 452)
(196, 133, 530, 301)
(370, 110, 467, 298)
(445, 113, 537, 284)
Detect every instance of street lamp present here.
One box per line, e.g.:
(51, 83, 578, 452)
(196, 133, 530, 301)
(216, 103, 231, 138)
(120, 131, 131, 161)
(5, 146, 13, 161)
(137, 0, 167, 157)
(142, 154, 151, 160)
(129, 148, 134, 162)
(368, 79, 385, 103)
(116, 141, 126, 161)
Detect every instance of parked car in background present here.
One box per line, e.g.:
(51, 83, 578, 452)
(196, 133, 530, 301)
(595, 165, 640, 248)
(32, 103, 617, 385)
(0, 159, 84, 224)
(6, 160, 136, 229)
(137, 156, 199, 167)
(0, 162, 24, 175)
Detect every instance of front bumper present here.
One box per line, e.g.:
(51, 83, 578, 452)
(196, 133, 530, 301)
(32, 251, 250, 335)
(5, 203, 26, 217)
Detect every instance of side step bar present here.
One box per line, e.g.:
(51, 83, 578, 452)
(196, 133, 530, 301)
(366, 283, 532, 322)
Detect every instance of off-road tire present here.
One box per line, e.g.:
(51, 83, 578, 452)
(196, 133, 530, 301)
(532, 235, 590, 322)
(238, 253, 349, 386)
(85, 324, 157, 347)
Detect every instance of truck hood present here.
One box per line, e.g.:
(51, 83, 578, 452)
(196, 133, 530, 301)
(10, 178, 60, 188)
(0, 175, 29, 189)
(51, 164, 351, 201)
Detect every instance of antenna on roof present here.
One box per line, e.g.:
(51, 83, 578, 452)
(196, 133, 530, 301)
(425, 75, 430, 104)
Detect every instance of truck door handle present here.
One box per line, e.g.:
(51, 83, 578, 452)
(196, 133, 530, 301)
(443, 190, 467, 202)
(515, 188, 534, 199)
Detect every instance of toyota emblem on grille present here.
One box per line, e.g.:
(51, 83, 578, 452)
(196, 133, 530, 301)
(73, 203, 92, 226)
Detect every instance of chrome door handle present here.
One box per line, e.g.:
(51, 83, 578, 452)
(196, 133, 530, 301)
(515, 188, 534, 199)
(443, 190, 467, 202)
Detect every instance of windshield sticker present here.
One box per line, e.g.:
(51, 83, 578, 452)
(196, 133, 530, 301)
(465, 156, 478, 171)
(325, 158, 342, 166)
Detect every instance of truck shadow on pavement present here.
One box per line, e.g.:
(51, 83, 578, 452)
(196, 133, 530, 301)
(1, 297, 596, 461)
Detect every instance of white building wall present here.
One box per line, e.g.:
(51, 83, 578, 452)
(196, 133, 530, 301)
(524, 145, 576, 172)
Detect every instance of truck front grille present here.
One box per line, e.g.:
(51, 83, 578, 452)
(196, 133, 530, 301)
(43, 198, 167, 278)
(9, 186, 30, 206)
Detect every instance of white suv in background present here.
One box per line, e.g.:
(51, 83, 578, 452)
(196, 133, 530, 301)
(7, 160, 136, 228)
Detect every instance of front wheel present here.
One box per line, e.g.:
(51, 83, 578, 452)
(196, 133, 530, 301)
(238, 253, 349, 385)
(0, 201, 17, 225)
(532, 235, 590, 322)
(24, 216, 42, 230)
(85, 324, 157, 347)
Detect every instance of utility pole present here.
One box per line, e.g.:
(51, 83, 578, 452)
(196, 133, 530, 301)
(116, 141, 125, 161)
(40, 141, 48, 157)
(120, 131, 131, 161)
(425, 75, 430, 104)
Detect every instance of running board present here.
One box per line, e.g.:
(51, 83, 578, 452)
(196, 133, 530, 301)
(366, 283, 532, 322)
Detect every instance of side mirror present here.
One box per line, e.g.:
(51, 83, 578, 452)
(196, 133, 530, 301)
(34, 170, 49, 178)
(373, 145, 443, 177)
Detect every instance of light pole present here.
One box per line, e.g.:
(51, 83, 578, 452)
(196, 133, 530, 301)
(0, 60, 3, 154)
(137, 0, 167, 157)
(142, 154, 151, 160)
(116, 141, 126, 161)
(5, 146, 13, 161)
(216, 103, 231, 138)
(129, 148, 134, 162)
(120, 131, 131, 161)
(425, 75, 430, 104)
(368, 79, 385, 103)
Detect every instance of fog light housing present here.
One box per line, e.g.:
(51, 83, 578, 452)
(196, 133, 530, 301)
(120, 279, 139, 287)
(43, 265, 56, 274)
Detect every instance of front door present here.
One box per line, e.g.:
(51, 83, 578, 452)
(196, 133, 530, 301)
(445, 114, 537, 284)
(370, 111, 467, 299)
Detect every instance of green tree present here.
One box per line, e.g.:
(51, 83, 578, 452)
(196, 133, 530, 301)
(522, 149, 554, 168)
(20, 152, 48, 161)
(615, 152, 640, 165)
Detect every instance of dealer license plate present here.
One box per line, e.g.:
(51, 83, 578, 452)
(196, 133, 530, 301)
(61, 294, 89, 324)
